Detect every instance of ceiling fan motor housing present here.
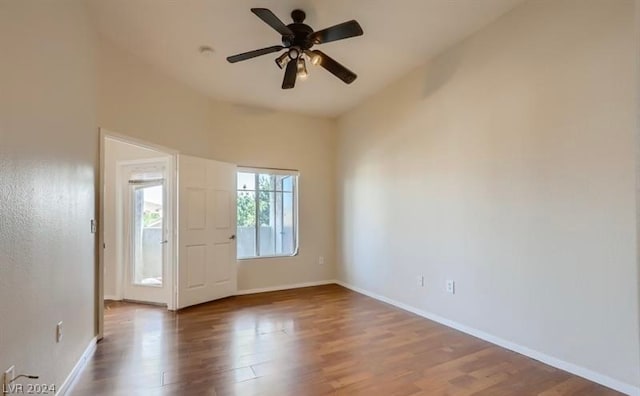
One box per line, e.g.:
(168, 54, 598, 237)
(283, 23, 314, 49)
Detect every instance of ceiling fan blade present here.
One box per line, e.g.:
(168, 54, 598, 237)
(251, 8, 294, 37)
(310, 20, 363, 45)
(311, 50, 357, 84)
(282, 59, 297, 89)
(226, 45, 284, 63)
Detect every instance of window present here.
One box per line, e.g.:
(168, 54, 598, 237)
(236, 168, 298, 259)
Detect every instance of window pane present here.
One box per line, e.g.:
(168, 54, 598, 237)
(259, 190, 275, 256)
(237, 172, 255, 191)
(281, 191, 295, 255)
(258, 173, 275, 191)
(133, 184, 163, 286)
(237, 168, 298, 259)
(280, 175, 293, 192)
(237, 190, 256, 258)
(256, 190, 296, 257)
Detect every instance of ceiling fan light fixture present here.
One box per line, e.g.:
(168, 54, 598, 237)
(275, 52, 290, 69)
(287, 47, 300, 60)
(296, 57, 309, 80)
(304, 50, 321, 66)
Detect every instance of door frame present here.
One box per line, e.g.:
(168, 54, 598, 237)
(98, 129, 178, 340)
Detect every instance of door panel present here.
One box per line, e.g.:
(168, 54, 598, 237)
(185, 244, 206, 288)
(214, 190, 230, 229)
(186, 188, 207, 230)
(212, 243, 232, 283)
(177, 155, 237, 309)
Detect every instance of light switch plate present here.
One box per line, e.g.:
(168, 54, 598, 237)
(446, 280, 455, 294)
(56, 321, 63, 343)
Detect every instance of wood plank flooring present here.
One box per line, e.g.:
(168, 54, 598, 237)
(69, 284, 620, 395)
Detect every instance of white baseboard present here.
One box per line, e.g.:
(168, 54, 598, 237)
(334, 280, 639, 396)
(235, 280, 335, 296)
(57, 336, 97, 396)
(103, 295, 120, 301)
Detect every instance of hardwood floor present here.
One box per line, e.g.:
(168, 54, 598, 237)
(69, 285, 620, 395)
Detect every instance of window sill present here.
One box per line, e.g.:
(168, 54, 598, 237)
(237, 252, 299, 261)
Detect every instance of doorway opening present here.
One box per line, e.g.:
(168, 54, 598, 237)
(98, 130, 238, 340)
(99, 132, 177, 338)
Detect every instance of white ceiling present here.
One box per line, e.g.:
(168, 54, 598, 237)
(88, 0, 525, 117)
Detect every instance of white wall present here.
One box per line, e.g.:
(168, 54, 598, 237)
(337, 0, 640, 391)
(96, 38, 337, 291)
(103, 138, 169, 299)
(0, 0, 97, 389)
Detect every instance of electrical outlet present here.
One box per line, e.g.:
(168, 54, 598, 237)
(417, 275, 424, 287)
(56, 321, 63, 343)
(3, 365, 15, 389)
(318, 256, 325, 265)
(446, 280, 455, 294)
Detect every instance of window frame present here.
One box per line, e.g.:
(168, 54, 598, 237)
(236, 166, 299, 260)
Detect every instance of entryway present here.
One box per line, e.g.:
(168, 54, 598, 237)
(101, 135, 175, 309)
(98, 130, 238, 339)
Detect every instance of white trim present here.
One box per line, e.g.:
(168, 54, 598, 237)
(103, 295, 120, 301)
(334, 280, 640, 396)
(56, 336, 97, 396)
(235, 280, 334, 296)
(237, 166, 299, 176)
(102, 130, 179, 155)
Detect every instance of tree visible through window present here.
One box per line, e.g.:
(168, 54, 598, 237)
(237, 168, 298, 258)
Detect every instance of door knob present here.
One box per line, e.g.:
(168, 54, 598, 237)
(229, 234, 236, 240)
(160, 240, 168, 244)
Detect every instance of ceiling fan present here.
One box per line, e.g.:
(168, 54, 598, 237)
(227, 8, 363, 89)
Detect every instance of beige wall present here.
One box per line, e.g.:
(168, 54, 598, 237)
(337, 0, 640, 390)
(97, 38, 337, 291)
(0, 0, 97, 389)
(3, 0, 638, 392)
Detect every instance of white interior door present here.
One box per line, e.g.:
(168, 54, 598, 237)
(177, 154, 237, 309)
